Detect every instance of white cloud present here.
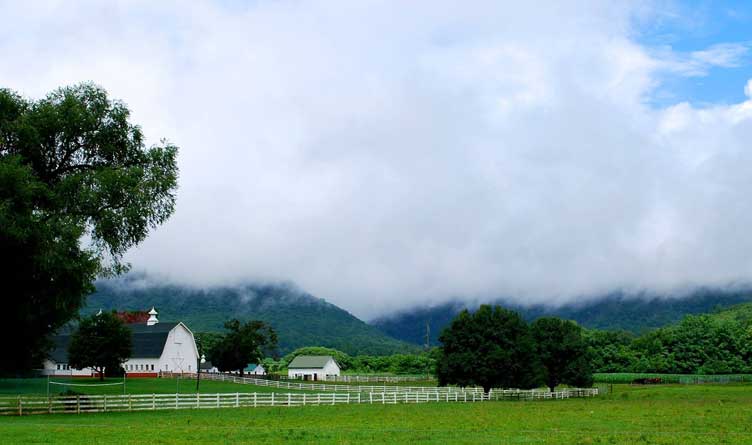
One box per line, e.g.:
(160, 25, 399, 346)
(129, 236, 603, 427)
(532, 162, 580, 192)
(659, 42, 751, 77)
(1, 0, 752, 318)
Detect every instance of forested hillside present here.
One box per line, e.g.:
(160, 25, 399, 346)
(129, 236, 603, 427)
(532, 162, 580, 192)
(372, 289, 752, 346)
(85, 275, 416, 356)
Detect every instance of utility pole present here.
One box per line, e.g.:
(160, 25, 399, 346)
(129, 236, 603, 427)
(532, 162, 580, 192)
(424, 319, 431, 380)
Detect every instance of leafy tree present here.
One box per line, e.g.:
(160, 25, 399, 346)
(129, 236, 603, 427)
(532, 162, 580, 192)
(531, 317, 593, 391)
(210, 319, 278, 375)
(0, 84, 178, 373)
(436, 305, 542, 392)
(68, 312, 132, 380)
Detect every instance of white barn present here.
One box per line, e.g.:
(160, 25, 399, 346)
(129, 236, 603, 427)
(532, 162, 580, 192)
(287, 355, 340, 381)
(43, 308, 199, 377)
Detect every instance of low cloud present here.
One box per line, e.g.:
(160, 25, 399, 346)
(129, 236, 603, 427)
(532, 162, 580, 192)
(2, 1, 752, 318)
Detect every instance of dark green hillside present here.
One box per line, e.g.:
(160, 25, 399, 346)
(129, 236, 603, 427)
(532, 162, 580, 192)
(372, 289, 752, 345)
(85, 276, 416, 356)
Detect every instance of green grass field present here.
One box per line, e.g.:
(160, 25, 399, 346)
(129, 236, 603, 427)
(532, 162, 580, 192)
(0, 376, 444, 397)
(0, 377, 311, 396)
(1, 383, 751, 444)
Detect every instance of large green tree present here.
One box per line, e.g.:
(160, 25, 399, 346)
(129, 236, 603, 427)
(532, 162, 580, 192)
(531, 317, 593, 391)
(436, 305, 542, 392)
(210, 319, 278, 376)
(0, 83, 178, 373)
(68, 312, 133, 380)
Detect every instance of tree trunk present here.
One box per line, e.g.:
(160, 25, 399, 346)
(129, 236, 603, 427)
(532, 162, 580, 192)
(99, 368, 105, 381)
(239, 368, 244, 377)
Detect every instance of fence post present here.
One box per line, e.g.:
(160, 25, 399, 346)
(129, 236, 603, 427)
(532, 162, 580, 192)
(49, 396, 53, 414)
(288, 393, 291, 407)
(76, 395, 80, 414)
(17, 397, 22, 416)
(254, 393, 257, 408)
(271, 392, 275, 406)
(236, 393, 239, 408)
(175, 393, 179, 409)
(196, 393, 200, 409)
(217, 393, 220, 408)
(128, 394, 132, 412)
(153, 393, 156, 410)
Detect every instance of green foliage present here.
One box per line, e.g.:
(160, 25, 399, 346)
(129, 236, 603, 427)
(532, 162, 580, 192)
(531, 317, 593, 391)
(0, 84, 178, 373)
(68, 312, 132, 380)
(586, 314, 752, 374)
(436, 305, 542, 392)
(209, 319, 278, 375)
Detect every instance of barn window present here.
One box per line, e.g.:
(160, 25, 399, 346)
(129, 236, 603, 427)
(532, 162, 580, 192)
(151, 364, 154, 371)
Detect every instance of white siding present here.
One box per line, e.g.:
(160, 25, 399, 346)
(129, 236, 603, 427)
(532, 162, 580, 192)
(42, 360, 93, 377)
(157, 323, 199, 374)
(287, 358, 340, 381)
(123, 358, 159, 375)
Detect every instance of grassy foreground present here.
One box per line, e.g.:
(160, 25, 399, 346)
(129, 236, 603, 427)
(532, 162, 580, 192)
(1, 384, 751, 444)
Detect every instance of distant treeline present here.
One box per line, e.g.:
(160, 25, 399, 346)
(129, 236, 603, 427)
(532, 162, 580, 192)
(199, 306, 752, 377)
(586, 313, 752, 374)
(259, 346, 436, 376)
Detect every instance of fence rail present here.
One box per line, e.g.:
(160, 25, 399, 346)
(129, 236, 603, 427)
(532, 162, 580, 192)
(330, 375, 433, 383)
(198, 373, 484, 394)
(0, 387, 598, 416)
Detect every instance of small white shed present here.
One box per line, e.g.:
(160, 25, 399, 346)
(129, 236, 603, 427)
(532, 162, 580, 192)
(287, 355, 340, 381)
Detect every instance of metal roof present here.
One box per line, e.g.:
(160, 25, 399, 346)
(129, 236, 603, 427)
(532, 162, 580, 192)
(287, 355, 336, 369)
(49, 322, 180, 363)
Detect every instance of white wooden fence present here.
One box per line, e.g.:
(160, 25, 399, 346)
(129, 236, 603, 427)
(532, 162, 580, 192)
(199, 373, 485, 394)
(0, 387, 598, 416)
(330, 375, 433, 383)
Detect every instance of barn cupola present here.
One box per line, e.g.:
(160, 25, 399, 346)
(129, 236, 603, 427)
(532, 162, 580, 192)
(147, 307, 159, 326)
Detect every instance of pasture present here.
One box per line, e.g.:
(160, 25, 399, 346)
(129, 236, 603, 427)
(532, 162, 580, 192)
(0, 376, 305, 396)
(1, 383, 750, 444)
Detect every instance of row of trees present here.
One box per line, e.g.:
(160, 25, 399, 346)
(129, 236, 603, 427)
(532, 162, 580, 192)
(437, 305, 593, 392)
(586, 314, 752, 374)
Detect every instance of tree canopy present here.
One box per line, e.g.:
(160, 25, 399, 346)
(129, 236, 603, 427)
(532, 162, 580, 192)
(0, 83, 178, 372)
(68, 312, 133, 380)
(531, 317, 593, 391)
(436, 305, 542, 392)
(210, 319, 278, 375)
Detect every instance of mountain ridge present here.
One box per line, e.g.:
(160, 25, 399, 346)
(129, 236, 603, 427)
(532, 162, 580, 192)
(85, 275, 417, 356)
(371, 289, 752, 346)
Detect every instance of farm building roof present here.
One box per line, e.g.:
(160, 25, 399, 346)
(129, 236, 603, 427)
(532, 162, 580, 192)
(287, 355, 336, 369)
(49, 322, 180, 362)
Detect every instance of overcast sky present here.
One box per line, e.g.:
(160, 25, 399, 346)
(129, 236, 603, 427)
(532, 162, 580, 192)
(2, 1, 752, 318)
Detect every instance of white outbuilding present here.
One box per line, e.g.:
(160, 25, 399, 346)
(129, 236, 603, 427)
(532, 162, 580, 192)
(287, 355, 340, 381)
(43, 308, 199, 377)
